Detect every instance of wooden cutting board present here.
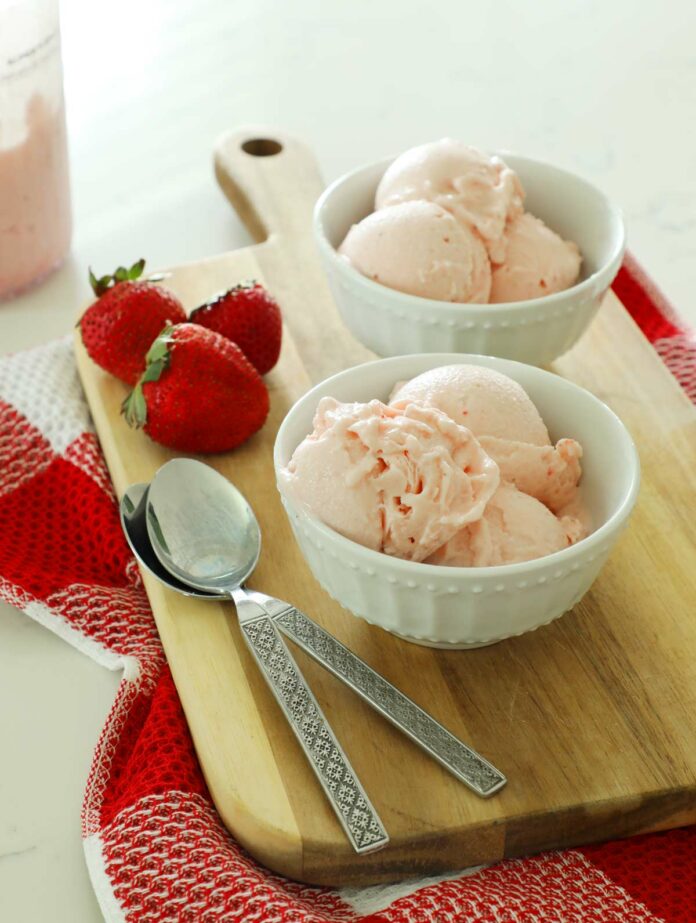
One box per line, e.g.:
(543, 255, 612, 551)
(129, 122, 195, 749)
(75, 126, 696, 887)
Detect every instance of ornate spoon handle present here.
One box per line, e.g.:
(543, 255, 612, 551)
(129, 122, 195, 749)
(265, 603, 506, 798)
(233, 590, 389, 854)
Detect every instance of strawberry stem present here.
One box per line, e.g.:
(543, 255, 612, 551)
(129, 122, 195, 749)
(122, 384, 148, 428)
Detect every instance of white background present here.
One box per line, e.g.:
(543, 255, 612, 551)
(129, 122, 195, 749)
(1, 1, 694, 919)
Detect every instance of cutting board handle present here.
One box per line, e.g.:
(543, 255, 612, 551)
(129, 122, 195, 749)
(215, 126, 325, 247)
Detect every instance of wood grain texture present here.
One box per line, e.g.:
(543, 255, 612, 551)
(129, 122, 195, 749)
(75, 126, 696, 886)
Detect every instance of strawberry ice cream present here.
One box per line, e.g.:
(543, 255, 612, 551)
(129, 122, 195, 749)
(390, 364, 549, 445)
(426, 483, 576, 567)
(477, 435, 583, 514)
(336, 139, 583, 306)
(390, 365, 583, 514)
(278, 397, 499, 562)
(490, 213, 582, 303)
(280, 364, 588, 568)
(338, 201, 491, 303)
(375, 139, 524, 263)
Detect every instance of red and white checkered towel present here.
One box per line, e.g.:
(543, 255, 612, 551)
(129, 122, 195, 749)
(1, 254, 695, 923)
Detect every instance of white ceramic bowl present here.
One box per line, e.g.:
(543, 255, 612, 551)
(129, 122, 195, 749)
(274, 354, 640, 648)
(314, 154, 626, 366)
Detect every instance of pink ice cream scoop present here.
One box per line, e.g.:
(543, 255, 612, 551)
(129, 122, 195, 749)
(338, 201, 491, 303)
(426, 483, 577, 567)
(278, 397, 500, 562)
(390, 364, 584, 514)
(375, 139, 524, 263)
(478, 435, 583, 514)
(490, 212, 582, 303)
(390, 363, 550, 446)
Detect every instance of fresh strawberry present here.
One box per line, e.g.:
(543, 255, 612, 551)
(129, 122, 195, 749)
(189, 281, 282, 375)
(79, 259, 186, 385)
(122, 323, 269, 453)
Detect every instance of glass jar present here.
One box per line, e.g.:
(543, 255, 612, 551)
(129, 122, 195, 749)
(0, 0, 71, 300)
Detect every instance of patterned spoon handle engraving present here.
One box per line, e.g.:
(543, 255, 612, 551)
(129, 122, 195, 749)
(272, 606, 506, 798)
(236, 601, 389, 854)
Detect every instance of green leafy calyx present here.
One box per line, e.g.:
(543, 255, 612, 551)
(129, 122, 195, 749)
(89, 258, 147, 296)
(121, 326, 175, 428)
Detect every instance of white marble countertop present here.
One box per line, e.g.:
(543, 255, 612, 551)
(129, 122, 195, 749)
(1, 0, 694, 918)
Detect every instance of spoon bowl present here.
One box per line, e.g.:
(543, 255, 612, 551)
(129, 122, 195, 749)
(120, 482, 217, 599)
(146, 458, 261, 594)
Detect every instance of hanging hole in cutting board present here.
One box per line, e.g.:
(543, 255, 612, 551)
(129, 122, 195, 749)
(242, 138, 283, 157)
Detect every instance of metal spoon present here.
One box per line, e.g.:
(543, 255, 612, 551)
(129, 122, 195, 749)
(121, 460, 506, 804)
(141, 459, 388, 854)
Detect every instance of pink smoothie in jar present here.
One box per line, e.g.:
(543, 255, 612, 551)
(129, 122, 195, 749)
(0, 0, 72, 300)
